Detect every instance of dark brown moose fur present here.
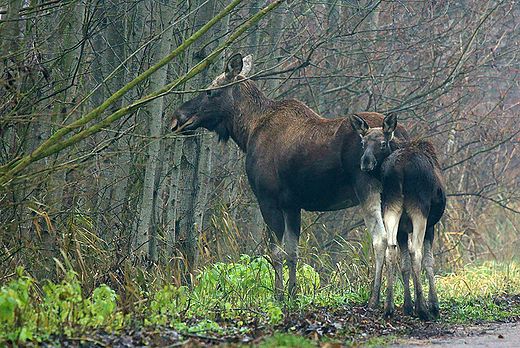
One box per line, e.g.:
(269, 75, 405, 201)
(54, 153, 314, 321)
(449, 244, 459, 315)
(172, 54, 408, 306)
(352, 113, 446, 320)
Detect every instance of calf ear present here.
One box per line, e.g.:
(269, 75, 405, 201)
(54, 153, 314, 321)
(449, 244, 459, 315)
(226, 53, 244, 79)
(383, 112, 397, 139)
(350, 114, 369, 136)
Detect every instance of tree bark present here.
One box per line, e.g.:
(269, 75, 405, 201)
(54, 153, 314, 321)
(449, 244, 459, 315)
(172, 0, 216, 283)
(135, 0, 175, 261)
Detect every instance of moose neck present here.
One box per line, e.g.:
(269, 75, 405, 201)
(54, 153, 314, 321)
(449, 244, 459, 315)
(224, 79, 274, 151)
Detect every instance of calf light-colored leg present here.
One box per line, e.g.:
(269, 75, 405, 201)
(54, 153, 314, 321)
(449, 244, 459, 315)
(360, 191, 387, 309)
(423, 229, 440, 319)
(383, 201, 403, 318)
(398, 231, 414, 316)
(409, 212, 429, 320)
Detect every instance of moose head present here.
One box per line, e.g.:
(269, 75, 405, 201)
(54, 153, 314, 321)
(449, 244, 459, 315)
(171, 53, 253, 141)
(350, 112, 397, 172)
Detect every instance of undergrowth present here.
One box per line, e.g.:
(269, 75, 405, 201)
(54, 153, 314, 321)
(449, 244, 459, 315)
(1, 257, 520, 346)
(437, 262, 520, 322)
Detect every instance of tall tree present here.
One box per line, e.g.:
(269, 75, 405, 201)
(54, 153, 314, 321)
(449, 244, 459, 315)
(135, 0, 176, 261)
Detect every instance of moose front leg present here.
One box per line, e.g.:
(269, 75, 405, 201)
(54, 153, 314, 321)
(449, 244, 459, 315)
(259, 200, 286, 302)
(398, 230, 414, 316)
(284, 209, 301, 300)
(269, 238, 285, 302)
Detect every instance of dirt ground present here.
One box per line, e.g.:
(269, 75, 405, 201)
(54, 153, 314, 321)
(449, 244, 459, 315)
(390, 322, 520, 348)
(33, 309, 520, 347)
(29, 295, 520, 347)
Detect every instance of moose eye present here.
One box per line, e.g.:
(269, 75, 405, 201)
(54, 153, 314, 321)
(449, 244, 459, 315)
(381, 141, 387, 149)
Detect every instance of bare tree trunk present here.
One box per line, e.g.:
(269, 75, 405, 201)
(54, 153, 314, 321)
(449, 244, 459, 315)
(174, 134, 201, 283)
(171, 0, 216, 283)
(265, 1, 287, 95)
(136, 0, 175, 261)
(55, 1, 86, 213)
(105, 0, 129, 225)
(0, 0, 21, 66)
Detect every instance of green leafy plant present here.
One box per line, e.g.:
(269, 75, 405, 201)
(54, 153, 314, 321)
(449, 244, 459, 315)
(0, 267, 125, 344)
(257, 333, 317, 348)
(82, 284, 122, 328)
(147, 285, 188, 325)
(42, 269, 84, 332)
(0, 268, 35, 343)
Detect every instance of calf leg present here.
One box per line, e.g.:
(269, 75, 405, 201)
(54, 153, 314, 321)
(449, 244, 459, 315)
(359, 190, 387, 308)
(383, 200, 403, 318)
(423, 227, 440, 319)
(398, 228, 414, 316)
(409, 213, 429, 320)
(259, 200, 286, 301)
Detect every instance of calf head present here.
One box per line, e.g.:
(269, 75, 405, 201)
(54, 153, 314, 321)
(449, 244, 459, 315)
(350, 113, 397, 172)
(171, 53, 253, 141)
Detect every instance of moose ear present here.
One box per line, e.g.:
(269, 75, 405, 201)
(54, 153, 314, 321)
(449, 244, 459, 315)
(382, 112, 397, 139)
(350, 114, 369, 136)
(241, 54, 253, 76)
(225, 53, 244, 79)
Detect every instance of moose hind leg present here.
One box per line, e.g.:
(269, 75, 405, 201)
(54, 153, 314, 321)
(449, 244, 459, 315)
(424, 227, 440, 319)
(398, 227, 413, 316)
(409, 212, 430, 320)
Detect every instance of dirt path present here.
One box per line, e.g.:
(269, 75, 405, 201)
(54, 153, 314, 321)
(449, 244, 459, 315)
(390, 322, 520, 348)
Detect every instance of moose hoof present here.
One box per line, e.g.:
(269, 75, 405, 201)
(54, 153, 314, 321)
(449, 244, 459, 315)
(368, 296, 380, 309)
(403, 301, 414, 316)
(274, 291, 285, 303)
(417, 307, 431, 321)
(429, 304, 440, 320)
(384, 306, 395, 319)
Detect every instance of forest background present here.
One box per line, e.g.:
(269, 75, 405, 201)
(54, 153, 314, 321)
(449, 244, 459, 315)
(1, 0, 519, 302)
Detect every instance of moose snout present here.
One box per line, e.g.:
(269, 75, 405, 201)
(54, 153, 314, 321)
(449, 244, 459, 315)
(171, 117, 179, 131)
(171, 111, 191, 132)
(360, 154, 376, 172)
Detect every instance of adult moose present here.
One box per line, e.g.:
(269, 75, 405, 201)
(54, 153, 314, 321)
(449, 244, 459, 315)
(351, 113, 446, 320)
(171, 53, 408, 306)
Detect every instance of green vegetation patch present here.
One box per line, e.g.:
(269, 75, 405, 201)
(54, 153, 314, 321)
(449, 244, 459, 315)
(1, 260, 520, 346)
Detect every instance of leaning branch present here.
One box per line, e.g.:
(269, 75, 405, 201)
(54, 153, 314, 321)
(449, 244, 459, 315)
(30, 0, 286, 160)
(1, 0, 287, 187)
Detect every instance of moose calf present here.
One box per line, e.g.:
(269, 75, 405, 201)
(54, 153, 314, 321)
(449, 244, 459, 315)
(351, 113, 446, 320)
